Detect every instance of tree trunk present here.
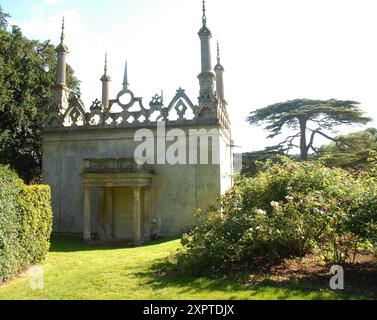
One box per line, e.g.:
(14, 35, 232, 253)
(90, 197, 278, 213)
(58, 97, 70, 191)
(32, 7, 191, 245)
(299, 119, 308, 161)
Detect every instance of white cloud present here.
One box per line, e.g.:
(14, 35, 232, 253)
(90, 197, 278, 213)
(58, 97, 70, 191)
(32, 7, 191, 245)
(44, 0, 64, 5)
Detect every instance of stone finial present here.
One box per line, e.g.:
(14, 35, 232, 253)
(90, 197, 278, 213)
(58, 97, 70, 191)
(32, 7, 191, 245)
(215, 41, 225, 101)
(198, 0, 212, 38)
(56, 16, 69, 53)
(202, 0, 207, 27)
(215, 41, 224, 72)
(104, 53, 108, 73)
(217, 41, 220, 64)
(101, 53, 111, 109)
(61, 16, 65, 43)
(123, 61, 130, 90)
(101, 53, 111, 82)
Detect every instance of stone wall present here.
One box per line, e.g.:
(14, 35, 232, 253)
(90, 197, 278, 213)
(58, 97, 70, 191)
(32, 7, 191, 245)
(42, 124, 233, 237)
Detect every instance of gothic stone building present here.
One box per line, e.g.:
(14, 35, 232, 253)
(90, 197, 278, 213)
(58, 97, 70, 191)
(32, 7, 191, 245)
(43, 2, 234, 243)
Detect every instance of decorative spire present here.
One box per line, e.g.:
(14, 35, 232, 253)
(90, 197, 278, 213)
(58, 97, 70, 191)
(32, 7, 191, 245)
(198, 0, 211, 37)
(101, 53, 111, 82)
(56, 16, 69, 54)
(214, 41, 225, 100)
(123, 61, 129, 90)
(55, 16, 69, 87)
(101, 53, 111, 108)
(104, 53, 108, 74)
(217, 41, 220, 65)
(215, 40, 224, 71)
(60, 16, 65, 44)
(198, 0, 215, 118)
(202, 0, 207, 27)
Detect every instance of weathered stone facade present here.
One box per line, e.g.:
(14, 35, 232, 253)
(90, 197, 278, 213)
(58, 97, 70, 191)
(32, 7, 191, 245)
(42, 1, 234, 242)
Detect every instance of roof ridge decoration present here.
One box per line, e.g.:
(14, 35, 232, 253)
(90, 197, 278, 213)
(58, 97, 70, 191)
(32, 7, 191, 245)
(45, 1, 231, 131)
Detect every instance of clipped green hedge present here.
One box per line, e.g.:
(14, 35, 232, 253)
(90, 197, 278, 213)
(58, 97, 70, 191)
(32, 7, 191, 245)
(0, 165, 52, 282)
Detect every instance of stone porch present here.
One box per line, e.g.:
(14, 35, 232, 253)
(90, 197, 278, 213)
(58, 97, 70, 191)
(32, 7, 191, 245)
(82, 158, 154, 244)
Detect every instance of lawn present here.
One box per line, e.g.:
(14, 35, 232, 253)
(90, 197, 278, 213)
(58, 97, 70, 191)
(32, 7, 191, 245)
(0, 236, 368, 300)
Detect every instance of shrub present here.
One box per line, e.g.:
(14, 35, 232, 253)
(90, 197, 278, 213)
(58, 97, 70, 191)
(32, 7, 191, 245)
(0, 166, 23, 281)
(177, 157, 377, 276)
(18, 185, 53, 266)
(0, 165, 52, 282)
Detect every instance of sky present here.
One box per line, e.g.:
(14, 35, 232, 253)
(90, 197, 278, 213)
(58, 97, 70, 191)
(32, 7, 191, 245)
(2, 0, 377, 152)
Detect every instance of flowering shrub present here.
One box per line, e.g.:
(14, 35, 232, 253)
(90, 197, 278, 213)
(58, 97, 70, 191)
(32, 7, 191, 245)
(177, 157, 377, 276)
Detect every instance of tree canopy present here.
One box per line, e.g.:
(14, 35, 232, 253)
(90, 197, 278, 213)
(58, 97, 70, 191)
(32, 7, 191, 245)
(317, 128, 377, 170)
(0, 6, 80, 183)
(0, 5, 9, 29)
(247, 99, 372, 161)
(241, 150, 293, 177)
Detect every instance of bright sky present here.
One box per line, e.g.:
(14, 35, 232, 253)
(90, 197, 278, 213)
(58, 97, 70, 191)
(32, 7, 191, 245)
(2, 0, 377, 152)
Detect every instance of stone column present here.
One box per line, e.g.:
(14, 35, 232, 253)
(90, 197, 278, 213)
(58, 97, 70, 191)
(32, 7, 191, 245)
(132, 187, 141, 243)
(83, 186, 92, 241)
(56, 51, 68, 86)
(143, 188, 152, 242)
(101, 78, 110, 109)
(98, 187, 105, 232)
(104, 187, 113, 238)
(215, 66, 225, 100)
(200, 36, 212, 73)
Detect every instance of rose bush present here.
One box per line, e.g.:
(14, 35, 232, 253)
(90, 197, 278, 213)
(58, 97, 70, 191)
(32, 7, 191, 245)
(177, 157, 377, 276)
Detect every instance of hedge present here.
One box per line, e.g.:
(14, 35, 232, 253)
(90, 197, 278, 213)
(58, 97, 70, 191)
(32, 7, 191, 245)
(0, 165, 52, 282)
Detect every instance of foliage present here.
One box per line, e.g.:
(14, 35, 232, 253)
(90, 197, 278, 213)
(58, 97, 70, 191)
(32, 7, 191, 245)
(0, 165, 22, 282)
(0, 7, 80, 183)
(368, 149, 377, 178)
(177, 158, 377, 276)
(316, 128, 377, 170)
(18, 185, 53, 265)
(247, 99, 372, 161)
(241, 150, 287, 177)
(0, 5, 9, 30)
(0, 165, 52, 282)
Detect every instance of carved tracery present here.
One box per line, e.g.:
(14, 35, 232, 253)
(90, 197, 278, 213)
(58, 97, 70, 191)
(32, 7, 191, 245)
(45, 84, 229, 129)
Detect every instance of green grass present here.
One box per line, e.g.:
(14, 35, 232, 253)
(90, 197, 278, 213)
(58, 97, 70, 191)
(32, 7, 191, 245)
(0, 236, 366, 300)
